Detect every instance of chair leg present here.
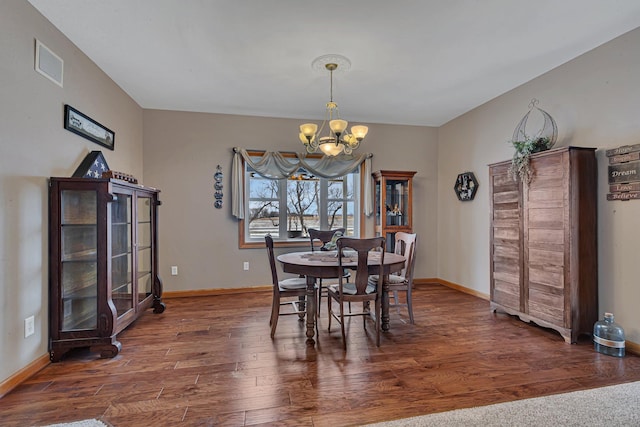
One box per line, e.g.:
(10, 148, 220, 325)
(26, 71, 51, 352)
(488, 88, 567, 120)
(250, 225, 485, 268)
(270, 300, 280, 338)
(393, 290, 401, 314)
(327, 294, 332, 331)
(317, 279, 323, 316)
(269, 292, 278, 326)
(375, 298, 381, 347)
(362, 301, 368, 331)
(406, 288, 414, 325)
(346, 275, 352, 313)
(340, 302, 347, 350)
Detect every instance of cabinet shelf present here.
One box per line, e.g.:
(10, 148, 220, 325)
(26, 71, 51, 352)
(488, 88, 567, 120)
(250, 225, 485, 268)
(49, 177, 165, 362)
(62, 250, 98, 262)
(112, 251, 131, 260)
(63, 309, 97, 331)
(63, 283, 97, 300)
(112, 281, 132, 293)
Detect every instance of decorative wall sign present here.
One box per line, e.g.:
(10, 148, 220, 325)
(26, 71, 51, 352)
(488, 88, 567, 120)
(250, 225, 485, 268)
(72, 151, 109, 178)
(64, 105, 115, 150)
(606, 144, 640, 201)
(454, 172, 478, 201)
(214, 165, 223, 208)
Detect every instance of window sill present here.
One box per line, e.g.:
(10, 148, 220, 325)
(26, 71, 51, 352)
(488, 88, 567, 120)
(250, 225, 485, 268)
(239, 239, 310, 249)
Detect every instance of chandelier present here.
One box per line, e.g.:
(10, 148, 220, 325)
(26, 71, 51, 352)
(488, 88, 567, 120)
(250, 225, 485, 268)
(299, 55, 368, 156)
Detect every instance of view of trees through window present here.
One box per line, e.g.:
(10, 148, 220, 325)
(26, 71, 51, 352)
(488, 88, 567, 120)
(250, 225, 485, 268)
(246, 165, 359, 241)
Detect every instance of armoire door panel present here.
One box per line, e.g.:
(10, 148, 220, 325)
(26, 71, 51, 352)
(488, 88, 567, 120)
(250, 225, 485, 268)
(528, 267, 564, 289)
(493, 244, 520, 260)
(493, 208, 520, 221)
(493, 280, 520, 310)
(493, 226, 520, 241)
(528, 187, 565, 201)
(529, 299, 564, 325)
(493, 191, 520, 205)
(526, 207, 564, 223)
(528, 228, 564, 245)
(528, 248, 564, 266)
(494, 258, 520, 278)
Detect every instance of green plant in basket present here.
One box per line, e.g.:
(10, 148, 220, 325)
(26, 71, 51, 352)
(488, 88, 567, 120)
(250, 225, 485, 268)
(508, 136, 552, 184)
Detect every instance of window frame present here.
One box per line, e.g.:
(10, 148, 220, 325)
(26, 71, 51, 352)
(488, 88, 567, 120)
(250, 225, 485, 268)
(238, 150, 364, 248)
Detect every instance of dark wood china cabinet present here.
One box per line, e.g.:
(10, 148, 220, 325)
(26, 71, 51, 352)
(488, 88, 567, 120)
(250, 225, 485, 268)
(49, 177, 165, 361)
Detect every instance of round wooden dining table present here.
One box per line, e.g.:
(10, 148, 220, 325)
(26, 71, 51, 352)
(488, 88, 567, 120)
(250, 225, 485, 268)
(277, 250, 405, 346)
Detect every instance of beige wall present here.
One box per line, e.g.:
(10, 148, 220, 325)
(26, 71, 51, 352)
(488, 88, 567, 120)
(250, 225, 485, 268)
(1, 0, 144, 385)
(3, 0, 639, 391)
(142, 111, 438, 291)
(437, 27, 640, 343)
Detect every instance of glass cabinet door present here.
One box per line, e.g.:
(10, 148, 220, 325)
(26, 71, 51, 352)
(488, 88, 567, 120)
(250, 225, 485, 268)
(385, 179, 410, 227)
(60, 190, 98, 331)
(136, 195, 153, 305)
(111, 192, 133, 318)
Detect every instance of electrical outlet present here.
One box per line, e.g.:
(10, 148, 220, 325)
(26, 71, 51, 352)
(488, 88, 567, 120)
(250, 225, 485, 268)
(243, 261, 249, 271)
(25, 316, 35, 338)
(171, 266, 178, 276)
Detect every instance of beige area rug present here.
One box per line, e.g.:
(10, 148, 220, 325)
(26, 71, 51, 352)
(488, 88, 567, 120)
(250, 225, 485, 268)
(40, 420, 107, 427)
(365, 381, 640, 427)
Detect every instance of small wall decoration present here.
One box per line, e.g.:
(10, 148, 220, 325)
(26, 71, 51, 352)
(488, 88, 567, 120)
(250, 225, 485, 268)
(214, 165, 223, 208)
(454, 172, 478, 201)
(102, 170, 138, 184)
(64, 105, 115, 150)
(72, 151, 109, 178)
(606, 143, 640, 201)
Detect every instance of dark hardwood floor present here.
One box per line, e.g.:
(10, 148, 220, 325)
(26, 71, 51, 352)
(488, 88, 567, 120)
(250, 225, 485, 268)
(2, 283, 640, 427)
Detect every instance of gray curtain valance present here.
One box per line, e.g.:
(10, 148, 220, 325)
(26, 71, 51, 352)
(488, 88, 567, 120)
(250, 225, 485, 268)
(231, 147, 373, 219)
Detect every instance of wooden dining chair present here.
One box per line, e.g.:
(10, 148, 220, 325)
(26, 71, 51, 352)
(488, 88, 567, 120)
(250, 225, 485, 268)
(308, 228, 350, 315)
(368, 232, 417, 324)
(265, 235, 311, 338)
(327, 236, 385, 350)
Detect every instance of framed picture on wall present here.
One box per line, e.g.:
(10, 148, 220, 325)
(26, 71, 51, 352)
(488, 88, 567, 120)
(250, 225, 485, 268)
(64, 105, 115, 150)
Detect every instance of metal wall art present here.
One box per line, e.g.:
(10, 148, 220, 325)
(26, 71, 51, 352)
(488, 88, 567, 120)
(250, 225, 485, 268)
(214, 165, 223, 208)
(512, 99, 558, 147)
(508, 99, 558, 184)
(454, 172, 478, 201)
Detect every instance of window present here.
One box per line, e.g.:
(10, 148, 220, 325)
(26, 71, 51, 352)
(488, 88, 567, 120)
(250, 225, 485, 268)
(240, 152, 360, 247)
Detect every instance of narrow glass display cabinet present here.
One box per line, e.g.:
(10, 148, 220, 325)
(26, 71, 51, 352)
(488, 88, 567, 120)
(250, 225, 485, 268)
(373, 170, 416, 252)
(49, 177, 165, 361)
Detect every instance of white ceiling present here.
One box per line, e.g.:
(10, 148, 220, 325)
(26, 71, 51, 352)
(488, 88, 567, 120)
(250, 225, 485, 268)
(29, 0, 640, 127)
